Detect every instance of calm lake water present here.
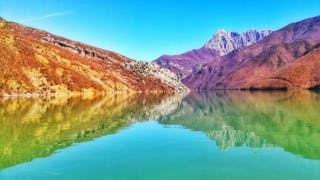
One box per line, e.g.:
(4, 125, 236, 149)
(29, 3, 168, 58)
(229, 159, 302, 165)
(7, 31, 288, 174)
(0, 91, 320, 179)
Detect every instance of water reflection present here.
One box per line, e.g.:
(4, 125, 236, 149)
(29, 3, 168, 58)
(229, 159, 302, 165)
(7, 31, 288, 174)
(0, 94, 183, 170)
(159, 91, 320, 159)
(1, 90, 320, 171)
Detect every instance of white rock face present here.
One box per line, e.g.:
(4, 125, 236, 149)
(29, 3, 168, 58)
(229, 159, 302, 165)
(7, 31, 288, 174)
(204, 29, 272, 56)
(125, 61, 189, 92)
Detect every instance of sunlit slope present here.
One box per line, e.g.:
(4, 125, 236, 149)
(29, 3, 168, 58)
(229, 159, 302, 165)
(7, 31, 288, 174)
(0, 17, 185, 96)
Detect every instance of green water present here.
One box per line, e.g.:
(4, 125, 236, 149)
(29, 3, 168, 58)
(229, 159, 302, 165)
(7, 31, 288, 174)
(0, 91, 320, 179)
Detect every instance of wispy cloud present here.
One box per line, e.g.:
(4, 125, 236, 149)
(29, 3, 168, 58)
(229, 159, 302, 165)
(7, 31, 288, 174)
(21, 11, 72, 23)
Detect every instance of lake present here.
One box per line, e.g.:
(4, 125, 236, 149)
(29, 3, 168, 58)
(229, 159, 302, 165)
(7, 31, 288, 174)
(0, 91, 320, 179)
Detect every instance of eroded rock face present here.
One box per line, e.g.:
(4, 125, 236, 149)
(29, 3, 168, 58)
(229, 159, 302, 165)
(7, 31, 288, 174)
(184, 15, 320, 91)
(204, 29, 272, 56)
(125, 61, 188, 92)
(40, 36, 125, 64)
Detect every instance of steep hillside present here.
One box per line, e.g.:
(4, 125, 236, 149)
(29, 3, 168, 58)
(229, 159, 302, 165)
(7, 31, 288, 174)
(184, 16, 320, 90)
(0, 17, 187, 96)
(250, 44, 320, 90)
(156, 48, 219, 78)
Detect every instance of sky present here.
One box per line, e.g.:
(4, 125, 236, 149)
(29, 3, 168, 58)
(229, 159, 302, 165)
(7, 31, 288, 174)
(1, 0, 320, 61)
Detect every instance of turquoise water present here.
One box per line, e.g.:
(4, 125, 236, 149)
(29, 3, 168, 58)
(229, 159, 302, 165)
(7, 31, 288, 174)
(0, 91, 320, 179)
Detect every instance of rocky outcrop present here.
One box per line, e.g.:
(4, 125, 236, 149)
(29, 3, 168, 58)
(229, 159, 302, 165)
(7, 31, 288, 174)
(40, 36, 128, 64)
(184, 15, 320, 91)
(125, 61, 188, 92)
(204, 29, 272, 56)
(155, 29, 271, 78)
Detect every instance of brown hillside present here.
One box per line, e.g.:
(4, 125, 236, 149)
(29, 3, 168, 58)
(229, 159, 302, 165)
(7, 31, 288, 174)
(0, 17, 181, 96)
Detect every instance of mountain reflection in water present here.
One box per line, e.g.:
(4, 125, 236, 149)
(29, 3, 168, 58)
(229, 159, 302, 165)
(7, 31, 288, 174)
(0, 93, 182, 170)
(1, 91, 320, 171)
(159, 91, 320, 159)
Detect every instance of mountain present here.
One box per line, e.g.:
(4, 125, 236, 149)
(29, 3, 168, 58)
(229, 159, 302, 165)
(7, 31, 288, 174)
(183, 15, 320, 90)
(250, 43, 320, 90)
(204, 29, 272, 56)
(0, 17, 187, 96)
(155, 30, 272, 78)
(155, 48, 219, 78)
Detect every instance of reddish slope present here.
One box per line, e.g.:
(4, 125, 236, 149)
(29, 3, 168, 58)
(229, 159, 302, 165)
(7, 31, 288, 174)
(0, 17, 181, 96)
(250, 45, 320, 90)
(155, 48, 219, 78)
(215, 40, 313, 89)
(155, 30, 271, 79)
(183, 15, 320, 90)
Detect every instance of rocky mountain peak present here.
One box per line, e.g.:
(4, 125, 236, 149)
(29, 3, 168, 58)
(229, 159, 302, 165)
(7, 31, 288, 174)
(204, 29, 272, 56)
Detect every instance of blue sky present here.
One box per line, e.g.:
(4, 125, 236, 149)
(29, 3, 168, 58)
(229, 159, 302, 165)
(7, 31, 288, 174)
(1, 0, 320, 60)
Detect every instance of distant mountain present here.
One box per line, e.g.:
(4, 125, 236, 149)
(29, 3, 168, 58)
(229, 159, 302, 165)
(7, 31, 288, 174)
(155, 29, 271, 78)
(0, 17, 187, 96)
(204, 29, 272, 56)
(183, 15, 320, 90)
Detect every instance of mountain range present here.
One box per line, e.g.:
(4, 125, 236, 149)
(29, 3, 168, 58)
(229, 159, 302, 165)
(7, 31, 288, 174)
(183, 15, 320, 90)
(155, 29, 272, 78)
(1, 15, 320, 96)
(0, 17, 186, 96)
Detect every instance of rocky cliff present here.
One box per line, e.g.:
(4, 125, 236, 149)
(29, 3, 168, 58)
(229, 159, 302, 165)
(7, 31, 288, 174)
(204, 29, 272, 56)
